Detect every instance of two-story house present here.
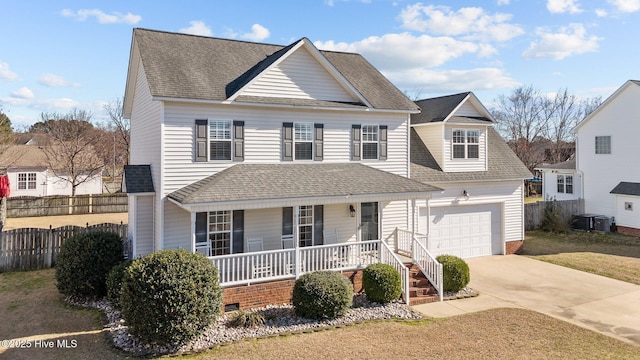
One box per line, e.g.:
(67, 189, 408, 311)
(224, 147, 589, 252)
(122, 29, 530, 309)
(574, 80, 640, 236)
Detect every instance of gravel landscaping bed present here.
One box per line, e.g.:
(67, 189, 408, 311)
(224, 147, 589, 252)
(68, 293, 424, 357)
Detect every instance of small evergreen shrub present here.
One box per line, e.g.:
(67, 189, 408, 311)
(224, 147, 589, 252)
(540, 202, 570, 233)
(106, 260, 132, 309)
(436, 255, 470, 292)
(228, 310, 265, 328)
(55, 230, 124, 298)
(292, 271, 353, 319)
(362, 263, 402, 303)
(120, 250, 222, 345)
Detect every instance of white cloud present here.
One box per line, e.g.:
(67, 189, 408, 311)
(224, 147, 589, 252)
(241, 24, 270, 42)
(496, 0, 510, 5)
(547, 0, 583, 14)
(0, 62, 18, 81)
(523, 24, 602, 60)
(398, 4, 524, 42)
(38, 73, 73, 87)
(10, 87, 34, 99)
(61, 9, 141, 24)
(387, 67, 520, 94)
(179, 21, 213, 37)
(0, 96, 81, 112)
(316, 33, 484, 70)
(595, 8, 608, 16)
(608, 0, 640, 12)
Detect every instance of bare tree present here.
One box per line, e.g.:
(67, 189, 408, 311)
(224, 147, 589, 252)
(103, 98, 130, 165)
(37, 110, 105, 196)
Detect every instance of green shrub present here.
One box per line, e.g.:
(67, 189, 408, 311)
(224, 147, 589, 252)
(228, 310, 265, 328)
(292, 271, 353, 319)
(120, 249, 222, 345)
(436, 255, 470, 292)
(55, 230, 124, 298)
(362, 263, 402, 303)
(540, 202, 570, 233)
(106, 260, 132, 309)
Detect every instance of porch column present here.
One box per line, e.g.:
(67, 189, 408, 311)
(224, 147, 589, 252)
(294, 206, 301, 279)
(411, 199, 416, 255)
(190, 211, 196, 253)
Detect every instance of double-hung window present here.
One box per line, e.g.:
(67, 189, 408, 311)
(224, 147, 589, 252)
(298, 205, 314, 247)
(17, 172, 36, 190)
(362, 125, 379, 160)
(209, 120, 232, 160)
(294, 123, 313, 160)
(595, 136, 611, 154)
(557, 175, 573, 194)
(209, 211, 231, 256)
(452, 129, 479, 159)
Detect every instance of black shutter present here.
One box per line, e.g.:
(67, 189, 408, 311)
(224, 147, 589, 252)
(314, 205, 324, 246)
(314, 123, 323, 161)
(282, 207, 293, 235)
(379, 125, 388, 161)
(195, 212, 207, 244)
(351, 124, 361, 161)
(195, 119, 208, 162)
(232, 210, 244, 254)
(233, 121, 244, 162)
(282, 122, 293, 161)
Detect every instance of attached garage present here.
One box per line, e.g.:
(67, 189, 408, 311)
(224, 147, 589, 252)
(421, 204, 502, 258)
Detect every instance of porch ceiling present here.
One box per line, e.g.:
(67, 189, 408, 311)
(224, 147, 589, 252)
(168, 163, 441, 210)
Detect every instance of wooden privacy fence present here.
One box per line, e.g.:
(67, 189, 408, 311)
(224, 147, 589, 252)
(524, 199, 585, 231)
(0, 222, 129, 272)
(6, 193, 128, 218)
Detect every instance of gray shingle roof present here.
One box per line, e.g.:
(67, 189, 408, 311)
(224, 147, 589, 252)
(412, 92, 472, 124)
(535, 159, 576, 171)
(123, 165, 155, 193)
(168, 163, 441, 205)
(133, 28, 418, 111)
(610, 182, 640, 196)
(410, 127, 532, 182)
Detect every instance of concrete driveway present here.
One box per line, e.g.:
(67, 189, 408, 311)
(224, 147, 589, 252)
(413, 255, 640, 346)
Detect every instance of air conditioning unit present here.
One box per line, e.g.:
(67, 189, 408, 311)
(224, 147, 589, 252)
(594, 216, 610, 233)
(571, 214, 597, 231)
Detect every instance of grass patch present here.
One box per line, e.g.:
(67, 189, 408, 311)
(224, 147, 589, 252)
(523, 231, 640, 284)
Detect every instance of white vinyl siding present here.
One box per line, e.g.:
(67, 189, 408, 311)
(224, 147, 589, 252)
(614, 195, 640, 230)
(161, 102, 409, 196)
(241, 46, 355, 102)
(540, 170, 581, 201)
(413, 124, 445, 168)
(244, 208, 282, 251)
(134, 195, 155, 256)
(323, 204, 358, 244)
(163, 200, 191, 250)
(577, 83, 640, 218)
(454, 101, 481, 117)
(381, 200, 411, 249)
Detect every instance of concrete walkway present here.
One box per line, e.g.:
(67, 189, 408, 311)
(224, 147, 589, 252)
(413, 255, 640, 346)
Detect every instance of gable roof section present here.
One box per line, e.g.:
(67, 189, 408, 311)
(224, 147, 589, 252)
(411, 127, 532, 182)
(535, 159, 576, 171)
(412, 92, 494, 125)
(575, 80, 640, 131)
(168, 163, 441, 206)
(123, 165, 155, 194)
(0, 145, 47, 170)
(610, 182, 640, 196)
(124, 29, 418, 116)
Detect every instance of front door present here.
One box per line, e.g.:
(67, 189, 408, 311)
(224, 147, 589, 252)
(360, 202, 379, 241)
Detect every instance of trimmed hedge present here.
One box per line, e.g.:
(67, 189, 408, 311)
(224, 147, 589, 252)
(292, 271, 353, 319)
(55, 230, 124, 298)
(120, 250, 223, 345)
(362, 263, 402, 303)
(106, 260, 132, 309)
(436, 254, 470, 292)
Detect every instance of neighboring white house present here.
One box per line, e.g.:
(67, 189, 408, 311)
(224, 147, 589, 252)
(575, 80, 640, 236)
(535, 158, 581, 201)
(0, 144, 103, 197)
(122, 29, 530, 307)
(411, 93, 531, 258)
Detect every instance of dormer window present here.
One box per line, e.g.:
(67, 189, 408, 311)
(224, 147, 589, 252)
(453, 129, 479, 159)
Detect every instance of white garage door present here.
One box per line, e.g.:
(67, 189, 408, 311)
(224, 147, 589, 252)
(426, 204, 502, 258)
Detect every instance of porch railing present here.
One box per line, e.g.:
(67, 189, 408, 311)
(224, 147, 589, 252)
(379, 240, 410, 303)
(394, 228, 443, 302)
(394, 228, 413, 256)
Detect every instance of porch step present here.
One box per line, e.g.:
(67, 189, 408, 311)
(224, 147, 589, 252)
(404, 263, 439, 306)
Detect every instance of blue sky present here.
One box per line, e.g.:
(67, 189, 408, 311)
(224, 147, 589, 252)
(1, 0, 639, 129)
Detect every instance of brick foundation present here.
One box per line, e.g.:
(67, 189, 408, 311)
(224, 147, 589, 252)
(222, 270, 363, 310)
(616, 226, 640, 237)
(505, 240, 524, 255)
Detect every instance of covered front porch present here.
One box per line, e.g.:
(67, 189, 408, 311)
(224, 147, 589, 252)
(167, 163, 444, 305)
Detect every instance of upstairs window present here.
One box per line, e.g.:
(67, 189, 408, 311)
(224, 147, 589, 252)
(453, 129, 479, 159)
(209, 120, 232, 160)
(557, 175, 573, 194)
(194, 119, 244, 162)
(294, 123, 313, 160)
(362, 125, 379, 160)
(595, 136, 611, 154)
(17, 172, 37, 190)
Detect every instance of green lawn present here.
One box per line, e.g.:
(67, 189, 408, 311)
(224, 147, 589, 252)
(523, 230, 640, 284)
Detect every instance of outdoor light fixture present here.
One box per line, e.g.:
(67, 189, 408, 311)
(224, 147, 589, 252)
(349, 204, 356, 217)
(463, 190, 470, 199)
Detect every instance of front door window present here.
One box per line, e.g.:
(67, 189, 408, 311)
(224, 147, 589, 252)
(361, 202, 379, 240)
